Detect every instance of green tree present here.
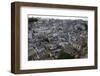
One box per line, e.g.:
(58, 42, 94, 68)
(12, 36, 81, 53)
(58, 49, 74, 59)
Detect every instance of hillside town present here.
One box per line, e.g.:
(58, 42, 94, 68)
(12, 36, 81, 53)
(28, 17, 88, 60)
